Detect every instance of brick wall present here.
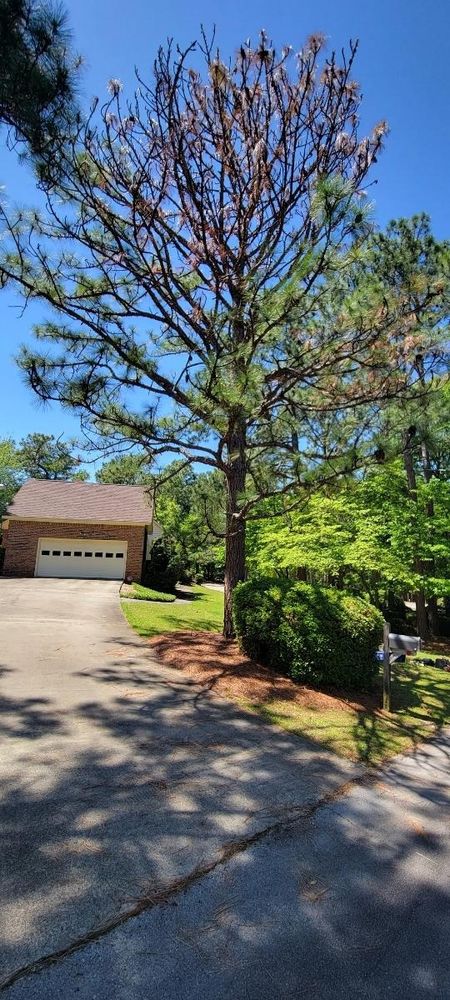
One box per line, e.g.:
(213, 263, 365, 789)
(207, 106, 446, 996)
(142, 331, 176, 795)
(2, 520, 145, 580)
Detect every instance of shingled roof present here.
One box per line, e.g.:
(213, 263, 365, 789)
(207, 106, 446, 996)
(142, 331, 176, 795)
(7, 479, 153, 525)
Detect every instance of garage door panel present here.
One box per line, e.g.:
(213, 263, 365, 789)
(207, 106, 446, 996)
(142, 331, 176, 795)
(36, 538, 127, 579)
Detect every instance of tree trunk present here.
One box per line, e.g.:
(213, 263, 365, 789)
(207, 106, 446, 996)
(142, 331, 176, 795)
(427, 595, 439, 636)
(415, 360, 436, 639)
(415, 590, 429, 641)
(403, 433, 430, 640)
(223, 417, 247, 638)
(223, 505, 246, 638)
(420, 439, 438, 637)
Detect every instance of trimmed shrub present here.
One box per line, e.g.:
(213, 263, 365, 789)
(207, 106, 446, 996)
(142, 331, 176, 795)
(233, 578, 384, 690)
(123, 583, 176, 603)
(143, 538, 179, 592)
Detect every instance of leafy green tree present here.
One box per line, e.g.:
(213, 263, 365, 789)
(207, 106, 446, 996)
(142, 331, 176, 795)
(368, 216, 450, 636)
(0, 0, 79, 168)
(155, 467, 226, 582)
(96, 453, 225, 580)
(96, 452, 153, 485)
(261, 215, 450, 637)
(2, 32, 441, 634)
(0, 437, 23, 519)
(248, 459, 450, 637)
(17, 432, 87, 480)
(247, 491, 353, 582)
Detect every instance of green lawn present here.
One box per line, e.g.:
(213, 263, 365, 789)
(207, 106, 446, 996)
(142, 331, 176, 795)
(122, 584, 224, 636)
(122, 586, 450, 764)
(121, 582, 176, 602)
(245, 661, 450, 765)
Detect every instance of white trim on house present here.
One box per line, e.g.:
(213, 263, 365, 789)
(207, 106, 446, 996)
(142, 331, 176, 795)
(145, 522, 164, 559)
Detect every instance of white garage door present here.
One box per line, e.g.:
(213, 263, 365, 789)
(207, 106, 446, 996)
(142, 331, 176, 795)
(35, 537, 127, 580)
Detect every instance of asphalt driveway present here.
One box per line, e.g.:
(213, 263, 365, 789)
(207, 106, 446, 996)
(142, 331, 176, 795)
(0, 578, 360, 989)
(5, 732, 450, 1000)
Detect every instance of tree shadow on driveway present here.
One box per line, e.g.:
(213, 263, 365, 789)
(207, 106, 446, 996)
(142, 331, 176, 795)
(1, 642, 449, 999)
(0, 643, 360, 987)
(3, 728, 450, 1000)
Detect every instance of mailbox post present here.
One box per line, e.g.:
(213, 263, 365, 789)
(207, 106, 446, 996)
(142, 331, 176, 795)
(382, 629, 422, 713)
(383, 621, 391, 712)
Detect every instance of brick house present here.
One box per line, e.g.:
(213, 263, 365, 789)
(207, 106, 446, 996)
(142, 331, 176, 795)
(1, 479, 161, 581)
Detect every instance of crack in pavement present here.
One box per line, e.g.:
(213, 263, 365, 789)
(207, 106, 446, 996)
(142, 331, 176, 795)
(0, 770, 376, 994)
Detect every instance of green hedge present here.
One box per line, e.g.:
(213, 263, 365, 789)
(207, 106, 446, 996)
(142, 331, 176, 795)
(125, 583, 176, 603)
(233, 578, 384, 690)
(143, 539, 179, 593)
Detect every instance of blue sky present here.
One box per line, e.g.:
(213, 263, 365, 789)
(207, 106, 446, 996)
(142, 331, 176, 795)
(0, 0, 449, 459)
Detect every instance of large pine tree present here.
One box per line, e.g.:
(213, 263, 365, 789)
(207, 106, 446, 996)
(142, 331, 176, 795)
(0, 33, 443, 634)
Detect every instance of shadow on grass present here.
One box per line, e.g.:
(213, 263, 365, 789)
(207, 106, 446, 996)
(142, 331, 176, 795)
(174, 587, 203, 602)
(130, 632, 450, 766)
(350, 662, 450, 764)
(254, 700, 435, 766)
(392, 662, 450, 728)
(351, 710, 421, 764)
(228, 660, 450, 766)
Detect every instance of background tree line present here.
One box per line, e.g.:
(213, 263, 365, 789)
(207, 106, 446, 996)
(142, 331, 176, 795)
(0, 432, 87, 515)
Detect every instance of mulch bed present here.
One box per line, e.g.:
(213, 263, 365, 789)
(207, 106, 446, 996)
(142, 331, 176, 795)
(148, 630, 378, 713)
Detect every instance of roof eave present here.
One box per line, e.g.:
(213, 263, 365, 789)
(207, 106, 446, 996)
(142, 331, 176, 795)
(7, 514, 153, 527)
